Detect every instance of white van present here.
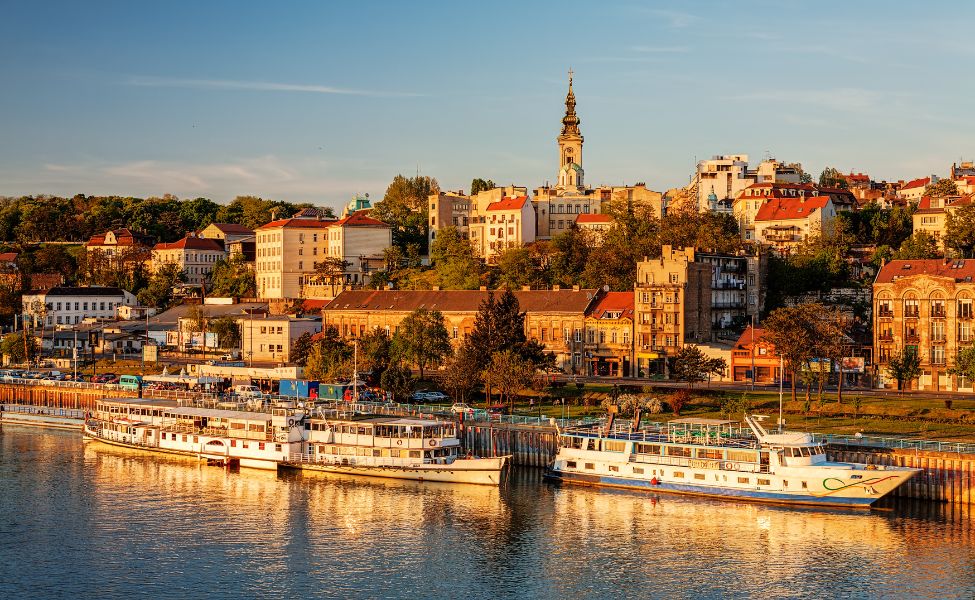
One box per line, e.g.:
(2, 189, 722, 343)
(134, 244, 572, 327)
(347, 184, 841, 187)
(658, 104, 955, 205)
(233, 384, 263, 399)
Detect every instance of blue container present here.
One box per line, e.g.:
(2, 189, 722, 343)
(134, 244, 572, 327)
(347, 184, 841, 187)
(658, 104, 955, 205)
(278, 379, 320, 399)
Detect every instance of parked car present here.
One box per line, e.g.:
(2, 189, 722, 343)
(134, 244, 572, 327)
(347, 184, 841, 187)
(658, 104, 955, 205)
(410, 391, 432, 402)
(233, 384, 264, 399)
(424, 391, 449, 402)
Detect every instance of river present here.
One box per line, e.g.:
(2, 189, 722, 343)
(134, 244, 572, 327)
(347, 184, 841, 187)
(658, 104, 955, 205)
(1, 425, 973, 599)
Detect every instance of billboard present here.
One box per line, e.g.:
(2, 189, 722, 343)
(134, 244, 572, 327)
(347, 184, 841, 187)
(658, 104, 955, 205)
(837, 356, 865, 373)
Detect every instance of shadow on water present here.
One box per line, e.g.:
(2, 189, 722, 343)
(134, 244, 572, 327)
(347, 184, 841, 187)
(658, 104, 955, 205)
(2, 426, 974, 600)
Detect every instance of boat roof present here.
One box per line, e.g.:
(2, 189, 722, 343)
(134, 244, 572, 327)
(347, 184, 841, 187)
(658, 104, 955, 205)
(669, 418, 737, 426)
(163, 407, 271, 421)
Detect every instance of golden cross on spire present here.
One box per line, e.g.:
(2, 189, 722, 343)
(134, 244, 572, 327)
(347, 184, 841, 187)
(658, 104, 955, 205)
(568, 67, 574, 86)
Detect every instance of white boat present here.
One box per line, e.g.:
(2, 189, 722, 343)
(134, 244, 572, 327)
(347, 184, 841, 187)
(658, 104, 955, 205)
(282, 415, 509, 486)
(545, 415, 920, 507)
(83, 398, 305, 470)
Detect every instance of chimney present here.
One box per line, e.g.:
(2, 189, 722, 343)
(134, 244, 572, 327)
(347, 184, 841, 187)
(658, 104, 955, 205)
(553, 285, 560, 291)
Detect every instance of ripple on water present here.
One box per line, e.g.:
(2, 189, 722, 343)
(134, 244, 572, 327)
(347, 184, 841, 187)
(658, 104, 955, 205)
(1, 425, 973, 600)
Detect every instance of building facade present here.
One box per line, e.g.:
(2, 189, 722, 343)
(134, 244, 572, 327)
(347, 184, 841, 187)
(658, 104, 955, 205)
(199, 223, 255, 246)
(256, 210, 391, 299)
(151, 235, 227, 287)
(583, 291, 634, 377)
(237, 315, 322, 364)
(753, 196, 836, 254)
(729, 326, 785, 384)
(22, 286, 137, 327)
(633, 246, 712, 378)
(873, 259, 975, 392)
(323, 288, 600, 374)
(85, 228, 154, 275)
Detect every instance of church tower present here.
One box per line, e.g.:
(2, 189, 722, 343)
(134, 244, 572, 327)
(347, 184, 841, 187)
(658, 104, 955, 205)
(556, 69, 584, 192)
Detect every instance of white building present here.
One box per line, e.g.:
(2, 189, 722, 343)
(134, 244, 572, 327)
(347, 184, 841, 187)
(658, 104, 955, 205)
(237, 315, 322, 363)
(696, 155, 803, 212)
(22, 286, 137, 328)
(151, 234, 228, 287)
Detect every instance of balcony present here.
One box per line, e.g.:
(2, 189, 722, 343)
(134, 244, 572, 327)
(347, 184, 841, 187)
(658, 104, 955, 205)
(904, 310, 920, 319)
(878, 333, 894, 342)
(712, 301, 746, 309)
(932, 308, 946, 318)
(877, 310, 894, 318)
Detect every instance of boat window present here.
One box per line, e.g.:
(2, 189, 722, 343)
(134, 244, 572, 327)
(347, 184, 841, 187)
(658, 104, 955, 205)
(409, 451, 421, 458)
(584, 463, 595, 470)
(603, 440, 627, 452)
(694, 473, 706, 480)
(738, 476, 750, 484)
(275, 444, 282, 452)
(801, 481, 808, 489)
(757, 478, 770, 486)
(609, 466, 619, 472)
(673, 471, 685, 478)
(566, 461, 577, 468)
(635, 443, 661, 455)
(586, 439, 597, 451)
(696, 448, 723, 460)
(667, 447, 691, 458)
(727, 450, 756, 463)
(633, 467, 644, 474)
(801, 447, 812, 457)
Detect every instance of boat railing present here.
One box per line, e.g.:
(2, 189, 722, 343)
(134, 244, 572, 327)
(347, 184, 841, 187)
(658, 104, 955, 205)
(286, 453, 423, 468)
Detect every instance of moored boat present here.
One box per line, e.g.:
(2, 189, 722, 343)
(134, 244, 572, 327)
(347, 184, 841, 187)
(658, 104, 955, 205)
(545, 415, 920, 507)
(280, 415, 509, 486)
(83, 398, 305, 470)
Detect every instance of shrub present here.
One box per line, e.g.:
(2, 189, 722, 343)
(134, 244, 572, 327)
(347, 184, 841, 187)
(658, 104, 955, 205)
(670, 389, 691, 416)
(645, 397, 666, 415)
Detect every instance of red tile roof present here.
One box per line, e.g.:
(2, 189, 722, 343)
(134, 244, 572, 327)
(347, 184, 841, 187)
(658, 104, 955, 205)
(876, 259, 975, 284)
(258, 218, 336, 229)
(754, 197, 831, 221)
(0, 251, 18, 263)
(153, 236, 225, 252)
(843, 172, 871, 183)
(733, 326, 773, 351)
(325, 288, 600, 314)
(207, 223, 254, 234)
(587, 291, 633, 319)
(901, 177, 931, 190)
(576, 214, 613, 224)
(486, 196, 529, 211)
(332, 211, 389, 228)
(86, 228, 154, 247)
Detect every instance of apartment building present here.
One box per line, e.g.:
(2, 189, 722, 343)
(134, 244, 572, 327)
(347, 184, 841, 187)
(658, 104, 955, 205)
(583, 291, 634, 377)
(633, 246, 712, 378)
(695, 155, 803, 213)
(255, 210, 391, 299)
(575, 213, 614, 244)
(896, 177, 937, 203)
(753, 196, 837, 254)
(22, 286, 137, 327)
(693, 251, 766, 335)
(912, 194, 974, 250)
(729, 326, 785, 384)
(237, 315, 322, 363)
(85, 228, 154, 273)
(873, 259, 975, 392)
(323, 287, 600, 374)
(199, 223, 255, 246)
(151, 234, 227, 286)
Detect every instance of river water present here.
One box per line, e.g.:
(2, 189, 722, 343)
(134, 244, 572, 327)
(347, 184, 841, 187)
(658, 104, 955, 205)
(1, 425, 973, 599)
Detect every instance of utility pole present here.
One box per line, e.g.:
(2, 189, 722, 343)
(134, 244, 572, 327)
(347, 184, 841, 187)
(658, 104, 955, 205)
(750, 314, 756, 391)
(778, 354, 785, 432)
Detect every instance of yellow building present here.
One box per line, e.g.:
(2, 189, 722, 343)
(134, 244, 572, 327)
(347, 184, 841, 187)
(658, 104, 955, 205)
(255, 210, 391, 299)
(874, 259, 975, 392)
(150, 234, 227, 287)
(912, 194, 973, 250)
(634, 246, 712, 378)
(323, 287, 600, 374)
(583, 291, 634, 377)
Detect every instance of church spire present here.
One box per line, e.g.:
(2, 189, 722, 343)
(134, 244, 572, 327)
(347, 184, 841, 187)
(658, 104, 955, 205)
(561, 68, 581, 137)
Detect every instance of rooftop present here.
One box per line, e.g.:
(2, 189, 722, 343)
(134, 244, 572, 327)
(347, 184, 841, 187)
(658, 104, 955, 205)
(486, 196, 529, 211)
(754, 197, 831, 221)
(576, 213, 613, 224)
(326, 288, 600, 314)
(587, 291, 634, 319)
(26, 286, 128, 297)
(153, 236, 225, 252)
(206, 223, 254, 235)
(876, 259, 975, 284)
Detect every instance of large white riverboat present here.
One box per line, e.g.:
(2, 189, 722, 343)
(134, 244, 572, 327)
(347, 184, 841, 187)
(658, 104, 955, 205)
(83, 398, 305, 470)
(546, 415, 920, 507)
(281, 415, 508, 486)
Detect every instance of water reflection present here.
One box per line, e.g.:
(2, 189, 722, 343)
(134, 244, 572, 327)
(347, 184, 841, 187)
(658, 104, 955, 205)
(1, 425, 973, 599)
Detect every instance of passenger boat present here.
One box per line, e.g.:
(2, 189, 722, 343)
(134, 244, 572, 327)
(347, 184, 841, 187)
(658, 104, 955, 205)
(545, 415, 920, 507)
(83, 398, 306, 470)
(280, 415, 509, 486)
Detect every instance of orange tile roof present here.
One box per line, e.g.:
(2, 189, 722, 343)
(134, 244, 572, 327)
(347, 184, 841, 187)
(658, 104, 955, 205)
(208, 223, 254, 234)
(876, 259, 975, 284)
(258, 218, 336, 229)
(901, 177, 931, 190)
(153, 236, 225, 252)
(332, 211, 389, 228)
(734, 326, 774, 352)
(587, 291, 633, 319)
(486, 196, 529, 211)
(0, 251, 18, 263)
(576, 213, 613, 224)
(754, 197, 831, 221)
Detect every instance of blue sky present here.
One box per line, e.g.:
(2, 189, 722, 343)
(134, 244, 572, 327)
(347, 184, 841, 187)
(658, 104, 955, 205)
(1, 1, 973, 210)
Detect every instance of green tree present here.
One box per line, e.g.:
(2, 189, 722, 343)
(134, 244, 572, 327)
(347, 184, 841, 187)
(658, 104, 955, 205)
(1, 331, 38, 364)
(430, 226, 482, 289)
(304, 326, 353, 381)
(372, 174, 439, 252)
(137, 263, 186, 309)
(669, 345, 710, 388)
(393, 308, 452, 379)
(495, 246, 543, 290)
(357, 327, 393, 376)
(311, 257, 351, 296)
(210, 316, 241, 350)
(763, 304, 826, 402)
(485, 349, 535, 409)
(291, 332, 315, 366)
(945, 204, 975, 257)
(887, 346, 921, 392)
(437, 346, 481, 403)
(925, 179, 959, 198)
(949, 346, 975, 382)
(470, 178, 496, 195)
(819, 166, 848, 189)
(581, 203, 660, 290)
(209, 256, 257, 297)
(893, 231, 940, 259)
(380, 362, 414, 403)
(179, 197, 221, 231)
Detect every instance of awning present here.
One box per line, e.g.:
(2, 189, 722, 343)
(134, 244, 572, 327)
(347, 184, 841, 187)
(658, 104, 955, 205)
(637, 352, 663, 360)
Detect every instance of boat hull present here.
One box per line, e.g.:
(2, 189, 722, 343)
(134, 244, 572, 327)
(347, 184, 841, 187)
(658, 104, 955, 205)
(544, 468, 911, 508)
(83, 429, 281, 470)
(282, 456, 509, 486)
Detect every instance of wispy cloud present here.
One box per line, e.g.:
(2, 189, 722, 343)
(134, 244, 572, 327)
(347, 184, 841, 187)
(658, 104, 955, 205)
(725, 88, 890, 113)
(125, 76, 423, 98)
(637, 8, 699, 28)
(630, 45, 690, 53)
